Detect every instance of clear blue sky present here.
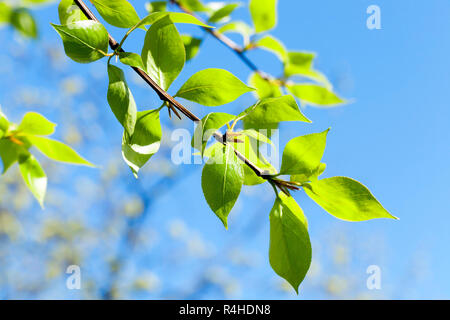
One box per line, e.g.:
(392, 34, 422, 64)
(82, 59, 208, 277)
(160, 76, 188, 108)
(1, 0, 449, 299)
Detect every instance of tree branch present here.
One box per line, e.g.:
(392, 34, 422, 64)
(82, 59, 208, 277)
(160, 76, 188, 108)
(73, 0, 268, 179)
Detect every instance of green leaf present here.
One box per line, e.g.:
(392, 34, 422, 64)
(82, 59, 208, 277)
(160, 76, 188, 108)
(0, 140, 24, 174)
(58, 0, 87, 25)
(249, 0, 277, 33)
(248, 72, 282, 100)
(201, 144, 244, 228)
(269, 192, 311, 293)
(19, 154, 47, 207)
(241, 129, 273, 146)
(279, 129, 329, 178)
(182, 35, 202, 62)
(256, 35, 287, 62)
(134, 12, 212, 30)
(122, 110, 162, 177)
(146, 1, 167, 13)
(177, 0, 208, 12)
(18, 112, 56, 136)
(52, 20, 109, 63)
(0, 110, 10, 133)
(304, 177, 398, 221)
(10, 8, 38, 38)
(91, 0, 140, 28)
(107, 64, 137, 136)
(231, 135, 276, 186)
(192, 112, 235, 156)
(28, 136, 94, 166)
(218, 21, 253, 46)
(119, 52, 145, 70)
(208, 3, 240, 24)
(284, 52, 315, 77)
(142, 16, 185, 90)
(0, 3, 12, 25)
(288, 84, 346, 107)
(292, 162, 326, 184)
(176, 68, 254, 106)
(242, 95, 311, 130)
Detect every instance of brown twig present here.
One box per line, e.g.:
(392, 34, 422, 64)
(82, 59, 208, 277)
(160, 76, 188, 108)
(73, 0, 272, 179)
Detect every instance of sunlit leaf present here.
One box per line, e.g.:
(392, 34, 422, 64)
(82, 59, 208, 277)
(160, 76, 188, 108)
(18, 112, 56, 136)
(142, 16, 185, 90)
(52, 20, 109, 63)
(107, 64, 137, 136)
(192, 112, 235, 156)
(304, 177, 397, 221)
(201, 144, 244, 228)
(176, 68, 254, 106)
(249, 0, 277, 33)
(288, 84, 346, 107)
(122, 110, 162, 177)
(242, 95, 310, 130)
(19, 153, 47, 207)
(58, 0, 87, 25)
(28, 136, 94, 166)
(269, 192, 311, 293)
(91, 0, 140, 28)
(279, 129, 329, 178)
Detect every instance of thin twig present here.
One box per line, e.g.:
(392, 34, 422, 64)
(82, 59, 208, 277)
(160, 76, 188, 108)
(73, 0, 268, 179)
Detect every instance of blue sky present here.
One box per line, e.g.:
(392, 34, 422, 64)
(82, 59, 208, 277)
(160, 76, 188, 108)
(1, 0, 449, 299)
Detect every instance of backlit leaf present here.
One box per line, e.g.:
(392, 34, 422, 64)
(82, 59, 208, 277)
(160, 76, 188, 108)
(269, 192, 311, 293)
(176, 68, 254, 106)
(304, 177, 398, 221)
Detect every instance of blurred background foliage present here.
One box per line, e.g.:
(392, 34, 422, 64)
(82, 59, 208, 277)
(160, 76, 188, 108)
(0, 0, 435, 299)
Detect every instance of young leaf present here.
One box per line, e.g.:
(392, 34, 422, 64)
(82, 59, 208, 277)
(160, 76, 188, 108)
(27, 136, 94, 166)
(122, 110, 162, 177)
(304, 177, 398, 221)
(249, 0, 277, 33)
(208, 3, 240, 24)
(91, 0, 140, 28)
(201, 144, 244, 228)
(19, 154, 47, 207)
(146, 1, 167, 13)
(269, 192, 311, 293)
(241, 129, 273, 146)
(176, 68, 254, 106)
(142, 16, 185, 90)
(279, 129, 329, 177)
(10, 8, 38, 38)
(0, 3, 12, 25)
(0, 140, 23, 174)
(248, 72, 282, 100)
(58, 0, 87, 25)
(218, 21, 253, 46)
(284, 52, 315, 77)
(256, 35, 287, 62)
(107, 65, 137, 136)
(192, 112, 235, 156)
(119, 52, 145, 70)
(284, 52, 331, 87)
(134, 12, 212, 30)
(242, 95, 311, 130)
(18, 112, 56, 136)
(182, 35, 202, 62)
(288, 84, 345, 107)
(52, 20, 109, 63)
(177, 0, 208, 12)
(232, 135, 276, 186)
